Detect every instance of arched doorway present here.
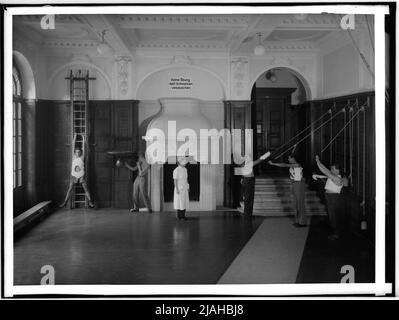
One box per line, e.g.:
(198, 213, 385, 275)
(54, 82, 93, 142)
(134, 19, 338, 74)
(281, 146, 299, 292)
(251, 67, 310, 174)
(135, 66, 227, 212)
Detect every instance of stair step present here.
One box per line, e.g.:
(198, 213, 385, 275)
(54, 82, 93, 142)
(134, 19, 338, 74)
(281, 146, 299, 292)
(252, 212, 326, 216)
(253, 198, 322, 203)
(251, 175, 327, 216)
(254, 191, 320, 196)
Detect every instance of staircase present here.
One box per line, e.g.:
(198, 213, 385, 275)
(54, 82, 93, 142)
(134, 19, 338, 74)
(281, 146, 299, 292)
(252, 175, 326, 216)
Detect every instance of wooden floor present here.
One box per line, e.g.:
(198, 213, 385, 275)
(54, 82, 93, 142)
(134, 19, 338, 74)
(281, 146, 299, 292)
(296, 216, 375, 283)
(14, 209, 263, 285)
(14, 209, 374, 286)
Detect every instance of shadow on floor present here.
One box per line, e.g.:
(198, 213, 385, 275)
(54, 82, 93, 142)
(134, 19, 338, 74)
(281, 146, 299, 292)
(296, 216, 374, 283)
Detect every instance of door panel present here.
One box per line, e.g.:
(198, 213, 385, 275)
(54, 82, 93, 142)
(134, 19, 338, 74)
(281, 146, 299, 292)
(51, 101, 71, 204)
(223, 100, 252, 208)
(90, 102, 113, 208)
(254, 88, 296, 160)
(264, 98, 285, 152)
(89, 101, 138, 209)
(112, 102, 139, 208)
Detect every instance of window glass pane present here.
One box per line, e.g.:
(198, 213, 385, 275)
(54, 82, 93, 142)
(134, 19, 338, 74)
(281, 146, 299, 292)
(18, 102, 22, 118)
(13, 119, 16, 137)
(13, 79, 16, 96)
(18, 170, 22, 186)
(18, 119, 22, 136)
(13, 66, 21, 96)
(13, 102, 16, 119)
(13, 154, 16, 170)
(18, 153, 22, 170)
(14, 171, 16, 188)
(18, 137, 22, 153)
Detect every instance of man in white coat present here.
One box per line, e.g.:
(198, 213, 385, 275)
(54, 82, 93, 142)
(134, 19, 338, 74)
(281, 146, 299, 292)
(173, 157, 190, 220)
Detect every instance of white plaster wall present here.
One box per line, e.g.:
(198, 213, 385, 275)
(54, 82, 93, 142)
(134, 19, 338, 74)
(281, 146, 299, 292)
(322, 44, 359, 96)
(136, 65, 226, 100)
(44, 55, 114, 100)
(138, 99, 225, 206)
(14, 27, 118, 100)
(133, 53, 228, 99)
(318, 28, 374, 98)
(199, 101, 225, 207)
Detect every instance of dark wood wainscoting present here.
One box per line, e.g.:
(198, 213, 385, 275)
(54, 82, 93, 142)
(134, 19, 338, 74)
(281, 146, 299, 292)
(21, 100, 139, 211)
(304, 91, 376, 237)
(223, 100, 252, 208)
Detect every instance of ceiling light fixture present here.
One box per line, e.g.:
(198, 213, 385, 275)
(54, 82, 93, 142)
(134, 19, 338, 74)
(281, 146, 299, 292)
(97, 30, 112, 55)
(265, 70, 278, 83)
(253, 32, 265, 56)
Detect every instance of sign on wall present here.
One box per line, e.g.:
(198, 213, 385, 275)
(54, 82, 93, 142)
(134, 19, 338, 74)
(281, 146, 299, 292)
(169, 77, 193, 91)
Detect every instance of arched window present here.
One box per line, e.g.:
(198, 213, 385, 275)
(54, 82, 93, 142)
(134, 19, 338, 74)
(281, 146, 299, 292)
(13, 64, 23, 188)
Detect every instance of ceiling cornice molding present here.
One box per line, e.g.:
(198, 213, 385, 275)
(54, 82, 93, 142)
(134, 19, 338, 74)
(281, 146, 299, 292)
(138, 40, 227, 50)
(113, 14, 249, 29)
(235, 41, 319, 56)
(135, 49, 228, 59)
(277, 14, 369, 30)
(278, 15, 343, 30)
(41, 39, 99, 49)
(263, 41, 317, 51)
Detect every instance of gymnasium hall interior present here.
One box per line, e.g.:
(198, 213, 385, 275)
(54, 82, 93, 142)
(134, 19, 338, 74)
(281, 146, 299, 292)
(10, 13, 393, 286)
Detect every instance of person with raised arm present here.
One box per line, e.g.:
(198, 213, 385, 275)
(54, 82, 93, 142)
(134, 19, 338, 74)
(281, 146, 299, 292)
(313, 155, 348, 240)
(237, 151, 271, 218)
(125, 152, 152, 213)
(60, 133, 95, 208)
(268, 155, 307, 227)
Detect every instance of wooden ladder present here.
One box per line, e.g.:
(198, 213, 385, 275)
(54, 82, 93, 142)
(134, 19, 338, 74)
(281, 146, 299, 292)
(66, 70, 95, 209)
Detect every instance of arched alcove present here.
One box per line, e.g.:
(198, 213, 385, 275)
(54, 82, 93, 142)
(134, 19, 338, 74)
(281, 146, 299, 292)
(48, 62, 112, 100)
(136, 66, 227, 211)
(250, 66, 312, 102)
(250, 67, 312, 168)
(137, 65, 226, 100)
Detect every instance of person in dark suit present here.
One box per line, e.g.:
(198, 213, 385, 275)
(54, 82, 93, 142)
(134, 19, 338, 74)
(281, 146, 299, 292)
(237, 151, 271, 217)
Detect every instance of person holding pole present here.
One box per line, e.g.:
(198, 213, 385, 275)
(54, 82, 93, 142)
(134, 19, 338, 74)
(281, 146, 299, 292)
(268, 155, 307, 227)
(313, 155, 348, 240)
(237, 151, 271, 218)
(124, 152, 152, 213)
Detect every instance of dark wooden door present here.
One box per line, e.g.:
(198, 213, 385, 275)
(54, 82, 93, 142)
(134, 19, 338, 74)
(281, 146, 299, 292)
(89, 101, 139, 209)
(223, 100, 252, 208)
(263, 98, 285, 152)
(89, 102, 113, 208)
(112, 102, 138, 208)
(50, 101, 71, 204)
(254, 88, 296, 158)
